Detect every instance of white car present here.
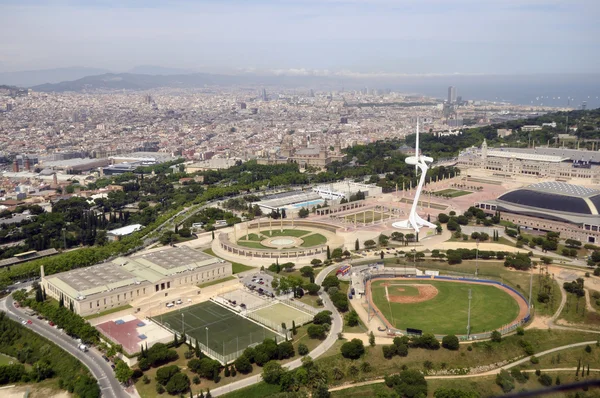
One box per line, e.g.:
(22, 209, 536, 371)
(176, 299, 182, 305)
(21, 320, 27, 325)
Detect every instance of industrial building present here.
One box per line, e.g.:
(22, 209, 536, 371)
(476, 181, 600, 243)
(41, 246, 232, 317)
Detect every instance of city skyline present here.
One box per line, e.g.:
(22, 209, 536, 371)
(1, 0, 598, 75)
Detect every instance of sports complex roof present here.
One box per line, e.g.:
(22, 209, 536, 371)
(491, 181, 600, 225)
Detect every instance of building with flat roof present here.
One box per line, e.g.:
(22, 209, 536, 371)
(458, 140, 600, 182)
(475, 181, 600, 243)
(41, 246, 232, 316)
(107, 224, 143, 241)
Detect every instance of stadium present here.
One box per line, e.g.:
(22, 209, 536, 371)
(476, 181, 600, 244)
(366, 276, 530, 339)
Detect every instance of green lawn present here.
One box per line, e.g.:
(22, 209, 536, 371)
(83, 304, 132, 320)
(221, 382, 280, 398)
(434, 188, 472, 198)
(236, 241, 266, 249)
(262, 229, 310, 237)
(154, 301, 279, 357)
(299, 233, 327, 247)
(371, 279, 521, 335)
(0, 353, 17, 365)
(198, 275, 236, 288)
(202, 248, 254, 274)
(240, 233, 262, 241)
(559, 292, 600, 329)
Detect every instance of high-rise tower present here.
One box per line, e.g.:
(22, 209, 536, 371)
(448, 86, 457, 104)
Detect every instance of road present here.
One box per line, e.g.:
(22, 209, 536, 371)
(0, 296, 128, 398)
(211, 264, 343, 396)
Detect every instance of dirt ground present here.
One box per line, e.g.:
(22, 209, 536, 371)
(0, 386, 71, 398)
(386, 284, 439, 304)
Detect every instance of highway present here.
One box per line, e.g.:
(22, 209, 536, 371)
(0, 296, 128, 398)
(211, 264, 343, 396)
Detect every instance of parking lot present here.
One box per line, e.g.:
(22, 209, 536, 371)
(241, 272, 276, 297)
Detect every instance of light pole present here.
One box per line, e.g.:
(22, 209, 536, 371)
(205, 327, 209, 350)
(467, 289, 472, 338)
(181, 313, 185, 335)
(475, 239, 479, 277)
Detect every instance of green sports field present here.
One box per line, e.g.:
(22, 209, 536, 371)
(370, 280, 521, 335)
(154, 301, 278, 356)
(434, 188, 472, 198)
(237, 229, 327, 249)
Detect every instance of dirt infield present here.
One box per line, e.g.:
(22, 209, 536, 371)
(367, 277, 530, 337)
(387, 284, 439, 303)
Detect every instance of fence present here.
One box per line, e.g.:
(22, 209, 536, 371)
(280, 298, 320, 316)
(366, 273, 531, 341)
(155, 318, 284, 365)
(245, 311, 289, 336)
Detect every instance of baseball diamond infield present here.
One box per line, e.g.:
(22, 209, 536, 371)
(368, 278, 528, 336)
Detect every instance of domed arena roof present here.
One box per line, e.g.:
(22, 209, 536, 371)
(497, 182, 600, 216)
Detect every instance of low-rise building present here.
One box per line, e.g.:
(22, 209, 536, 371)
(41, 246, 232, 316)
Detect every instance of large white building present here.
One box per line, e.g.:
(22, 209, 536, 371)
(41, 246, 232, 316)
(458, 140, 600, 182)
(313, 181, 382, 200)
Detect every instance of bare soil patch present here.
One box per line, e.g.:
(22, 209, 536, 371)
(388, 284, 439, 303)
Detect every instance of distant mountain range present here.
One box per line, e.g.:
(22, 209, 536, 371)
(0, 67, 111, 87)
(29, 72, 341, 92)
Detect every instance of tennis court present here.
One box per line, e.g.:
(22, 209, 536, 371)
(154, 301, 279, 358)
(251, 302, 314, 327)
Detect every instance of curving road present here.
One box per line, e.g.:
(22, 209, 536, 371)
(211, 264, 343, 396)
(0, 296, 128, 398)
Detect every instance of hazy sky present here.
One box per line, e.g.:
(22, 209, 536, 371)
(1, 0, 598, 75)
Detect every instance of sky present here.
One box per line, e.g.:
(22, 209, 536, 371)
(0, 0, 599, 75)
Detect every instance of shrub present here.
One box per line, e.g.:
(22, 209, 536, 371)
(298, 343, 309, 356)
(396, 344, 408, 357)
(313, 311, 333, 325)
(345, 310, 359, 327)
(538, 373, 552, 386)
(156, 365, 180, 385)
(516, 327, 525, 336)
(442, 335, 459, 350)
(412, 333, 440, 350)
(382, 345, 396, 359)
(340, 339, 365, 360)
(165, 372, 190, 395)
(234, 355, 252, 374)
(467, 345, 472, 351)
(307, 324, 326, 339)
(585, 344, 592, 353)
(490, 330, 502, 343)
(496, 369, 515, 393)
(530, 356, 539, 364)
(193, 375, 200, 385)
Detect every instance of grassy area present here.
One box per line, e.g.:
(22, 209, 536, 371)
(83, 304, 132, 320)
(300, 233, 328, 247)
(221, 382, 280, 398)
(236, 241, 266, 249)
(520, 343, 600, 370)
(203, 248, 254, 274)
(0, 352, 17, 365)
(262, 229, 310, 237)
(371, 279, 521, 335)
(198, 275, 236, 288)
(377, 258, 561, 318)
(558, 292, 600, 329)
(135, 344, 266, 398)
(331, 371, 598, 398)
(297, 293, 323, 308)
(317, 329, 599, 388)
(240, 233, 262, 241)
(434, 188, 472, 198)
(342, 311, 368, 334)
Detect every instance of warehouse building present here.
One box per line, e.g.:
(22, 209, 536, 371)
(41, 246, 232, 317)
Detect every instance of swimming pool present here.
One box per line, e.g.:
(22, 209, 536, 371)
(292, 199, 324, 208)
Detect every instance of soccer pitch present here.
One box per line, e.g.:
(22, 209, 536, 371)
(155, 301, 279, 357)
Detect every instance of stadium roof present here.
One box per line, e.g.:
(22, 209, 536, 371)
(492, 182, 600, 225)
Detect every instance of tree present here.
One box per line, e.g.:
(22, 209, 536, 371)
(300, 266, 315, 278)
(364, 239, 376, 248)
(341, 339, 365, 359)
(234, 355, 252, 374)
(538, 373, 552, 386)
(305, 282, 320, 295)
(369, 331, 375, 347)
(307, 325, 326, 339)
(345, 310, 359, 327)
(156, 365, 180, 385)
(442, 335, 459, 350)
(311, 258, 322, 267)
(326, 245, 331, 259)
(262, 361, 286, 384)
(166, 372, 190, 395)
(321, 275, 340, 290)
(298, 207, 310, 218)
(385, 369, 428, 398)
(437, 213, 450, 223)
(490, 330, 502, 343)
(496, 369, 515, 393)
(355, 239, 359, 251)
(313, 311, 332, 325)
(298, 343, 309, 356)
(115, 360, 134, 384)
